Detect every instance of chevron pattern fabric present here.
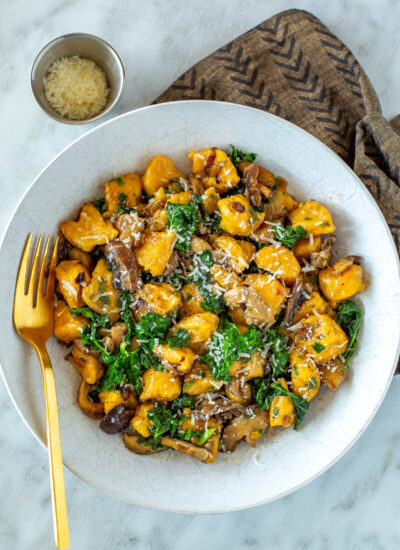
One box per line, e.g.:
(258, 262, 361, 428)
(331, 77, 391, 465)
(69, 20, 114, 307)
(156, 9, 400, 256)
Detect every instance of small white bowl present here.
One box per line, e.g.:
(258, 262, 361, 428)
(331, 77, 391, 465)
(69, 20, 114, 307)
(31, 33, 125, 124)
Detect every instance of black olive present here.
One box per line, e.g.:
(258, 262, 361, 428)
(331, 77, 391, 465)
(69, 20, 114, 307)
(100, 404, 133, 435)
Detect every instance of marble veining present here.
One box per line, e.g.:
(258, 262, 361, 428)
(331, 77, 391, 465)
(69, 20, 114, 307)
(1, 1, 400, 549)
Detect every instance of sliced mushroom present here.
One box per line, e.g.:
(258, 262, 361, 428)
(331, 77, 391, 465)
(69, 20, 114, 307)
(104, 240, 141, 293)
(189, 177, 204, 196)
(243, 163, 262, 208)
(114, 213, 145, 248)
(100, 404, 134, 434)
(77, 380, 104, 419)
(123, 432, 165, 455)
(225, 378, 253, 406)
(222, 408, 268, 452)
(224, 286, 275, 326)
(310, 235, 336, 269)
(160, 436, 211, 462)
(283, 279, 307, 326)
(250, 223, 275, 243)
(193, 394, 245, 420)
(73, 338, 100, 358)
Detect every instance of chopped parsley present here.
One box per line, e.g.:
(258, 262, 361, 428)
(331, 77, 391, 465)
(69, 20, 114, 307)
(166, 201, 199, 253)
(116, 177, 124, 186)
(312, 342, 326, 353)
(116, 192, 135, 214)
(229, 145, 257, 166)
(337, 300, 363, 371)
(94, 197, 108, 214)
(273, 224, 308, 248)
(201, 317, 263, 381)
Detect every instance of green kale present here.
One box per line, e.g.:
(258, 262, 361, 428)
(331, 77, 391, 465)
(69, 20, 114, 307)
(147, 402, 181, 448)
(166, 201, 199, 253)
(142, 269, 185, 291)
(94, 197, 108, 214)
(228, 145, 257, 166)
(187, 250, 226, 314)
(264, 329, 290, 377)
(270, 383, 309, 430)
(193, 194, 222, 234)
(273, 224, 308, 248)
(201, 317, 263, 381)
(336, 300, 363, 370)
(251, 379, 309, 430)
(134, 312, 172, 347)
(167, 328, 191, 348)
(171, 394, 195, 414)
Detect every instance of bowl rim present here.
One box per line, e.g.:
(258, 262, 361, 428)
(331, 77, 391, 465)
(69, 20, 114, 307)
(30, 32, 126, 125)
(1, 100, 399, 513)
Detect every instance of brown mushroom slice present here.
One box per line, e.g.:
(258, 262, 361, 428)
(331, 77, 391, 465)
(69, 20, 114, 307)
(283, 279, 307, 326)
(162, 250, 179, 276)
(123, 432, 165, 455)
(77, 380, 105, 419)
(194, 394, 245, 420)
(160, 436, 211, 462)
(225, 378, 253, 406)
(222, 408, 269, 452)
(73, 338, 100, 358)
(250, 223, 275, 243)
(310, 235, 336, 269)
(243, 163, 262, 208)
(224, 286, 275, 327)
(104, 240, 140, 293)
(114, 213, 145, 247)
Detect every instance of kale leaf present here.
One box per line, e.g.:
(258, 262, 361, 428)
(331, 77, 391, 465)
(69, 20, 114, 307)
(273, 224, 308, 248)
(166, 201, 199, 253)
(229, 145, 257, 166)
(201, 317, 264, 381)
(171, 394, 195, 414)
(336, 300, 363, 370)
(142, 269, 185, 291)
(167, 328, 191, 348)
(187, 250, 226, 314)
(94, 197, 108, 214)
(115, 192, 136, 214)
(264, 329, 290, 377)
(251, 379, 309, 430)
(147, 402, 181, 449)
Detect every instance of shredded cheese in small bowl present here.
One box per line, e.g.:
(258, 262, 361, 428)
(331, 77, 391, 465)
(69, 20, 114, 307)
(44, 55, 110, 121)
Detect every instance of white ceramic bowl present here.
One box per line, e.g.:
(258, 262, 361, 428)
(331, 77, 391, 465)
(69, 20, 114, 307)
(0, 101, 399, 513)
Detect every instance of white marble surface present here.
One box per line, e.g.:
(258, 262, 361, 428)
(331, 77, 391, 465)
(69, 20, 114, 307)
(0, 1, 399, 549)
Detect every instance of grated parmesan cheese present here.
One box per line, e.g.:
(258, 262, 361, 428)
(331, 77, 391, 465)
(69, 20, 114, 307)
(44, 55, 110, 120)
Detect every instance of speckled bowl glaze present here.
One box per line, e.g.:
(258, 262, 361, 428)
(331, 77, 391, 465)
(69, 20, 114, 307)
(0, 101, 399, 513)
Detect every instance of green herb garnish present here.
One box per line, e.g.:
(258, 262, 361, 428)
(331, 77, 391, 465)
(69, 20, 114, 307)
(166, 201, 199, 254)
(273, 224, 308, 248)
(187, 250, 226, 314)
(312, 342, 326, 353)
(94, 197, 108, 214)
(167, 328, 191, 348)
(229, 145, 257, 166)
(116, 192, 135, 214)
(336, 300, 363, 371)
(201, 317, 263, 381)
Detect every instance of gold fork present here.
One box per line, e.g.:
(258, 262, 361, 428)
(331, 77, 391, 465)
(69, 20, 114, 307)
(13, 234, 69, 549)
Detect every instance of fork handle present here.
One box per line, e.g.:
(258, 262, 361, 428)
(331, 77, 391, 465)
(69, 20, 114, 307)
(36, 345, 69, 549)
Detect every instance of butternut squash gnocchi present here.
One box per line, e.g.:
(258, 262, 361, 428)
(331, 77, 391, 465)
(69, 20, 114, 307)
(55, 145, 366, 463)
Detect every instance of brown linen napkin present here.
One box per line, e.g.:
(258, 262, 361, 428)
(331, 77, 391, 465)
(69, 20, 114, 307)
(156, 9, 400, 255)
